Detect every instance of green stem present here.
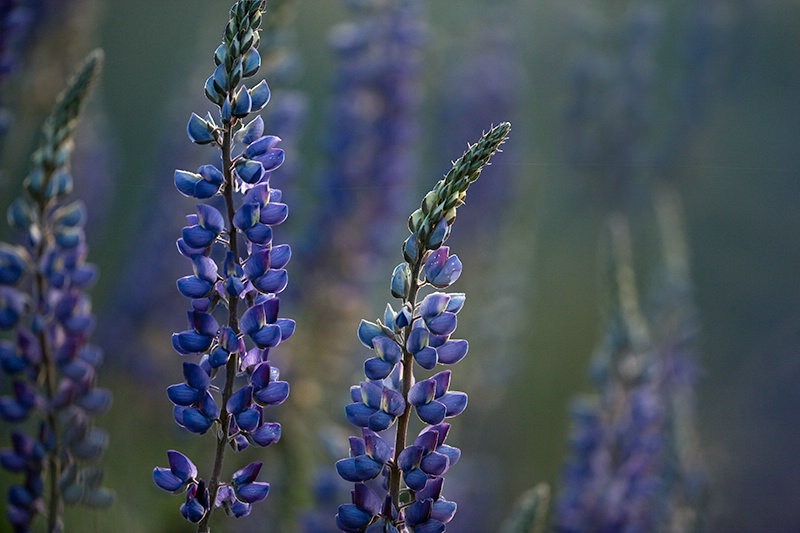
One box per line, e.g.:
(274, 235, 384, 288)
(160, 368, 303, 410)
(389, 251, 424, 514)
(31, 187, 63, 533)
(198, 125, 240, 533)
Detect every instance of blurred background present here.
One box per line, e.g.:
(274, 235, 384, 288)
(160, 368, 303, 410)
(1, 0, 799, 531)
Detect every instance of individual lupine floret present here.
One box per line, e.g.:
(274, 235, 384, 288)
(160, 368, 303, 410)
(403, 478, 457, 533)
(154, 1, 295, 529)
(335, 123, 510, 531)
(407, 371, 467, 426)
(0, 49, 112, 531)
(345, 380, 405, 432)
(335, 429, 393, 483)
(397, 424, 461, 492)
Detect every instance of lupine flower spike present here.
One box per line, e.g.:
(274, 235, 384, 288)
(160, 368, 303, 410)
(0, 49, 113, 533)
(152, 1, 295, 530)
(335, 122, 511, 532)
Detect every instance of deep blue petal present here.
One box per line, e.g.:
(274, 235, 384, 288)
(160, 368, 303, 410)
(167, 383, 199, 406)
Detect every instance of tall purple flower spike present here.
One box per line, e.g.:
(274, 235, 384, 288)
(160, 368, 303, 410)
(335, 123, 510, 531)
(153, 2, 295, 530)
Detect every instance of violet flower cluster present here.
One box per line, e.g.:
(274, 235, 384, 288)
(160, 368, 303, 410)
(0, 50, 112, 533)
(152, 1, 294, 530)
(334, 123, 510, 533)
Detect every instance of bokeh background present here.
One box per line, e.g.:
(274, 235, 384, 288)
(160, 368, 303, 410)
(1, 0, 799, 531)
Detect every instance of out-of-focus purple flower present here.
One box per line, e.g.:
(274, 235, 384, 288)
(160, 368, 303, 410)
(0, 50, 112, 530)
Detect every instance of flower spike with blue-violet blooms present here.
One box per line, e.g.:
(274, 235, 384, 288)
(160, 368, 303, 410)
(334, 122, 510, 532)
(0, 49, 113, 533)
(151, 1, 294, 530)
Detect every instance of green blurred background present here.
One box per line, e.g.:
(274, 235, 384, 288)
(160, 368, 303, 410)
(1, 0, 799, 531)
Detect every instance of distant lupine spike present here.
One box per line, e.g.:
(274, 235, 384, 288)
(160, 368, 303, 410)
(301, 0, 425, 278)
(0, 49, 112, 532)
(335, 123, 510, 531)
(555, 213, 705, 533)
(152, 2, 295, 530)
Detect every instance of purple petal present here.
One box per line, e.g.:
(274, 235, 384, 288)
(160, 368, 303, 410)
(232, 462, 262, 485)
(236, 481, 270, 503)
(183, 362, 210, 390)
(253, 381, 289, 406)
(250, 422, 281, 447)
(259, 202, 288, 225)
(436, 340, 468, 365)
(440, 392, 468, 418)
(413, 347, 438, 370)
(419, 292, 451, 320)
(153, 468, 184, 492)
(416, 402, 447, 426)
